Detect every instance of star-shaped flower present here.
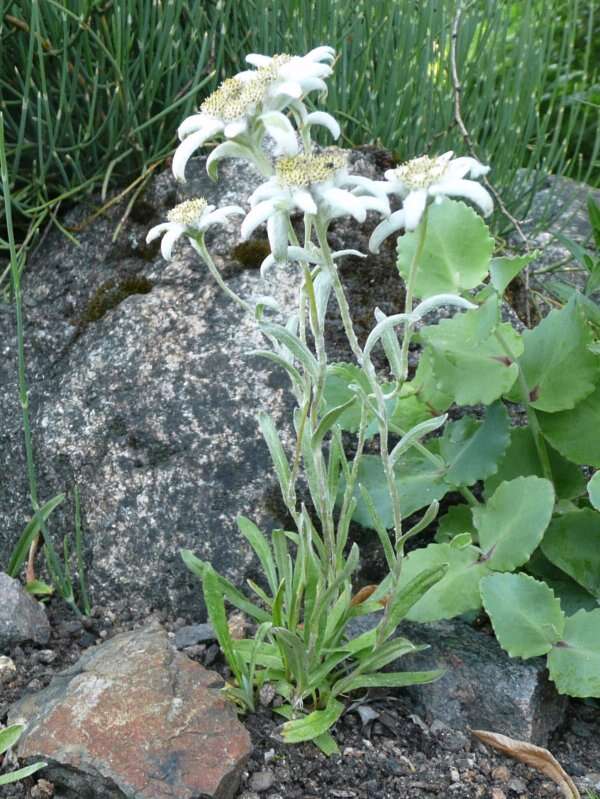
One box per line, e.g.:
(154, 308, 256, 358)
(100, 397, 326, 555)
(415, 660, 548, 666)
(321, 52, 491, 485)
(241, 148, 389, 262)
(146, 198, 244, 260)
(369, 151, 493, 252)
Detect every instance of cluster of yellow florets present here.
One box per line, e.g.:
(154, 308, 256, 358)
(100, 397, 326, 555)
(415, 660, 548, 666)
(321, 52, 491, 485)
(167, 198, 207, 225)
(200, 55, 292, 123)
(390, 154, 450, 190)
(275, 148, 347, 187)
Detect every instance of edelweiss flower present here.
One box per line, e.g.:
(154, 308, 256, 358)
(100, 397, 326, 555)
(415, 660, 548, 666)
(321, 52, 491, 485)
(369, 151, 493, 253)
(146, 198, 244, 260)
(173, 47, 338, 181)
(241, 148, 390, 261)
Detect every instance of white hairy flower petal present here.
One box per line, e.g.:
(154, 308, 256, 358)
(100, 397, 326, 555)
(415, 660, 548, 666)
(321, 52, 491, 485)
(403, 189, 429, 231)
(267, 212, 289, 261)
(368, 209, 406, 253)
(161, 226, 185, 260)
(321, 187, 367, 222)
(429, 178, 494, 217)
(241, 200, 280, 240)
(305, 111, 340, 139)
(177, 115, 222, 142)
(146, 222, 174, 243)
(172, 130, 213, 182)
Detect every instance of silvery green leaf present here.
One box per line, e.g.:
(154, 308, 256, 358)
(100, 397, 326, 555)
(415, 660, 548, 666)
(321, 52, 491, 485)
(258, 411, 291, 498)
(207, 141, 258, 180)
(389, 414, 448, 467)
(313, 270, 333, 326)
(374, 307, 403, 378)
(363, 311, 414, 361)
(411, 294, 477, 319)
(260, 321, 319, 379)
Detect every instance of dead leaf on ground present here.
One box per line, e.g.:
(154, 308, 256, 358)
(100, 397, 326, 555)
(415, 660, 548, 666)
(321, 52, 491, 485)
(472, 729, 580, 799)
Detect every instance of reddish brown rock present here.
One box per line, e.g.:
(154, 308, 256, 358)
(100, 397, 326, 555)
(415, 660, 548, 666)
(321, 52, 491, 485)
(9, 624, 251, 799)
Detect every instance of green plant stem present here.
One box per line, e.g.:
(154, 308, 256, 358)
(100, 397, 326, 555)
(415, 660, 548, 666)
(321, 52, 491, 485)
(191, 235, 253, 315)
(399, 211, 428, 381)
(494, 328, 553, 482)
(460, 486, 481, 506)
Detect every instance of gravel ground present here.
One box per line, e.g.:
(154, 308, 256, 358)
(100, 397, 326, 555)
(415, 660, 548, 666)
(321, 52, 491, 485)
(1, 598, 599, 799)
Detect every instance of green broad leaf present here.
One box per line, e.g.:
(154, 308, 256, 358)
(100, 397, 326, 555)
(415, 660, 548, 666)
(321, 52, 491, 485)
(524, 549, 599, 615)
(538, 385, 600, 467)
(313, 731, 339, 756)
(281, 697, 345, 743)
(354, 636, 424, 673)
(435, 505, 476, 544)
(474, 476, 555, 572)
(322, 363, 371, 433)
(588, 472, 600, 511)
(481, 573, 565, 658)
(396, 199, 494, 299)
(237, 516, 278, 596)
(389, 384, 436, 434)
(347, 452, 447, 530)
(0, 763, 48, 786)
(438, 402, 510, 487)
(484, 426, 586, 501)
(517, 298, 600, 412)
(24, 580, 54, 597)
(547, 609, 600, 697)
(334, 669, 443, 696)
(395, 543, 489, 622)
(471, 294, 501, 342)
(489, 253, 536, 295)
(411, 349, 453, 413)
(541, 509, 600, 598)
(421, 311, 523, 406)
(0, 724, 24, 755)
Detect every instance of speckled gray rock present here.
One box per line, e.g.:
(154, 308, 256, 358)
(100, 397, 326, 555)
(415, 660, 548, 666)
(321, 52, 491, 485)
(8, 624, 251, 799)
(348, 614, 567, 745)
(0, 572, 50, 649)
(0, 149, 398, 615)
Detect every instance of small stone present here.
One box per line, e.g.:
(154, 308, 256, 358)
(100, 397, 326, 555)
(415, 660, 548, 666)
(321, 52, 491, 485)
(0, 573, 50, 648)
(249, 770, 275, 792)
(36, 650, 57, 665)
(507, 777, 527, 793)
(204, 642, 220, 666)
(182, 644, 206, 658)
(57, 620, 83, 637)
(263, 749, 276, 765)
(175, 623, 216, 649)
(491, 766, 510, 783)
(449, 766, 460, 783)
(491, 789, 507, 799)
(30, 779, 54, 797)
(0, 656, 17, 685)
(259, 683, 276, 707)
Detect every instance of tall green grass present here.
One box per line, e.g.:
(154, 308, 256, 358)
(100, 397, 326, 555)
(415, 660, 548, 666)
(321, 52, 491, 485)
(0, 0, 598, 256)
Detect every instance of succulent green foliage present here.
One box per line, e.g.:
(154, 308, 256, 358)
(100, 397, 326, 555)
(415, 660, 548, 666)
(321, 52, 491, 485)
(480, 573, 565, 658)
(484, 426, 586, 501)
(347, 453, 447, 529)
(489, 253, 536, 295)
(542, 510, 600, 599)
(474, 477, 555, 572)
(437, 403, 510, 488)
(389, 385, 436, 432)
(396, 201, 494, 299)
(396, 543, 490, 622)
(538, 386, 600, 467)
(411, 349, 453, 413)
(587, 472, 600, 511)
(435, 505, 476, 544)
(516, 298, 600, 412)
(526, 550, 600, 617)
(420, 309, 523, 405)
(547, 609, 600, 698)
(0, 725, 46, 786)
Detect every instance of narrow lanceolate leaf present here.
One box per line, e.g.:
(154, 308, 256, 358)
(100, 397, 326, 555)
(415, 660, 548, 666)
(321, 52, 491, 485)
(547, 609, 600, 698)
(258, 411, 291, 498)
(260, 321, 319, 379)
(438, 402, 510, 487)
(420, 311, 523, 406)
(7, 493, 65, 577)
(237, 516, 278, 596)
(394, 543, 489, 622)
(0, 724, 24, 755)
(334, 669, 443, 696)
(541, 510, 600, 599)
(489, 253, 537, 295)
(0, 763, 48, 786)
(484, 426, 586, 501)
(281, 697, 344, 743)
(480, 573, 565, 658)
(322, 363, 372, 433)
(312, 397, 356, 450)
(396, 200, 494, 299)
(538, 386, 600, 467)
(202, 565, 243, 682)
(474, 476, 555, 572)
(377, 565, 448, 640)
(517, 297, 600, 412)
(587, 472, 600, 511)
